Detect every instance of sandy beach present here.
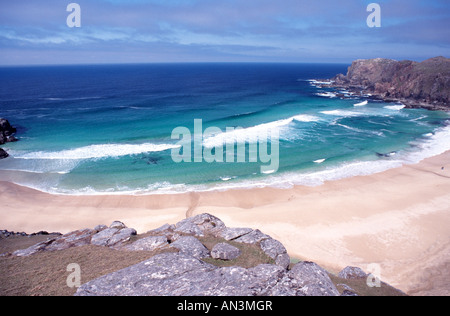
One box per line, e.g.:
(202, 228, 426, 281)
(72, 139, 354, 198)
(1, 151, 449, 296)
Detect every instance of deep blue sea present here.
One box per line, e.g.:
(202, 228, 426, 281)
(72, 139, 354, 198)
(0, 63, 449, 195)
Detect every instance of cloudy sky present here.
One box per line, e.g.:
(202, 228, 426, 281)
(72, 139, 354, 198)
(0, 0, 449, 65)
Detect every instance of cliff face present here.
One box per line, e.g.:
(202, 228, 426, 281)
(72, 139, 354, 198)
(332, 57, 450, 110)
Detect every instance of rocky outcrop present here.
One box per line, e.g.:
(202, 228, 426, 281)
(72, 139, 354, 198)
(75, 252, 340, 296)
(0, 118, 18, 159)
(7, 213, 403, 296)
(11, 222, 135, 256)
(0, 118, 17, 144)
(0, 148, 8, 159)
(0, 229, 59, 239)
(330, 56, 450, 110)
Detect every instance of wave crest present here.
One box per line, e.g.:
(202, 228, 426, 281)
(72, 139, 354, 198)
(13, 143, 180, 160)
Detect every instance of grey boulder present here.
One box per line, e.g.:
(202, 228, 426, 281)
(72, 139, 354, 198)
(211, 243, 241, 260)
(174, 213, 226, 237)
(170, 236, 210, 259)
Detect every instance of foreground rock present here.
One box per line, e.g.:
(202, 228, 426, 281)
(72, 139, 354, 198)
(329, 56, 450, 110)
(8, 213, 404, 296)
(75, 252, 337, 296)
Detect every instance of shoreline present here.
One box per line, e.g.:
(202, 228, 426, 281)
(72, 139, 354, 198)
(1, 151, 449, 295)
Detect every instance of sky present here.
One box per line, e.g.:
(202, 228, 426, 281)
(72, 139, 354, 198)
(0, 0, 449, 65)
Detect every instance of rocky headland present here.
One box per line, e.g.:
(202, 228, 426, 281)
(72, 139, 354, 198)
(0, 118, 18, 159)
(1, 213, 406, 296)
(325, 56, 449, 111)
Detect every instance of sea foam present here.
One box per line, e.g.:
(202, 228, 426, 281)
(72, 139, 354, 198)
(203, 114, 320, 148)
(13, 143, 180, 160)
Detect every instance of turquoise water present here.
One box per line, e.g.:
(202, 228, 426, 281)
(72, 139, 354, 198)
(0, 63, 449, 194)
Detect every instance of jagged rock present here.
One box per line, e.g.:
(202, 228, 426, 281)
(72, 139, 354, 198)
(275, 253, 291, 270)
(45, 228, 96, 251)
(75, 252, 217, 296)
(0, 148, 8, 159)
(233, 229, 270, 244)
(211, 243, 241, 260)
(12, 229, 95, 256)
(219, 227, 253, 241)
(146, 223, 175, 235)
(260, 238, 290, 269)
(109, 221, 127, 229)
(290, 262, 340, 296)
(269, 261, 339, 296)
(174, 213, 226, 237)
(93, 225, 108, 232)
(0, 118, 16, 136)
(108, 228, 137, 247)
(170, 236, 210, 259)
(75, 251, 342, 297)
(201, 264, 286, 296)
(0, 118, 18, 149)
(90, 225, 136, 247)
(125, 235, 169, 251)
(13, 238, 59, 257)
(338, 266, 368, 279)
(90, 228, 120, 246)
(75, 252, 288, 296)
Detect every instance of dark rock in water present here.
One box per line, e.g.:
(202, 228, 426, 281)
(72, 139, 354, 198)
(0, 148, 9, 159)
(0, 118, 19, 159)
(0, 118, 17, 137)
(330, 57, 450, 110)
(6, 135, 18, 143)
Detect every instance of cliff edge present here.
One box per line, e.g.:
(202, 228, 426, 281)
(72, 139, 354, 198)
(331, 56, 450, 110)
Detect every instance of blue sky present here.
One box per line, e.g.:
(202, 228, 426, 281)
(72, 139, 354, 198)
(0, 0, 449, 65)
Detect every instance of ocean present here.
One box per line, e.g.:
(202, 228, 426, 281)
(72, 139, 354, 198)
(0, 63, 449, 195)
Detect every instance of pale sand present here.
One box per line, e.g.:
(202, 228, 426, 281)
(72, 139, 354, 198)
(1, 151, 449, 295)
